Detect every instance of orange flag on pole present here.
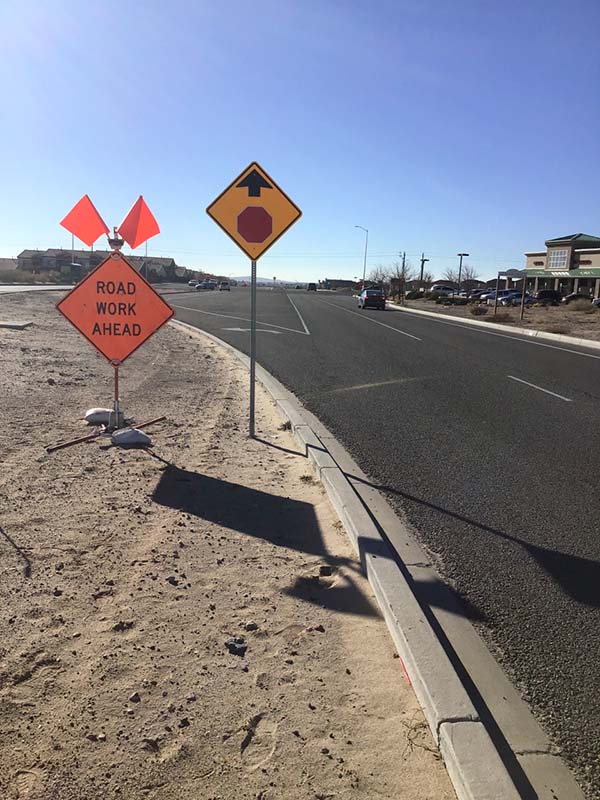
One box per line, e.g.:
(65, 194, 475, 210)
(60, 195, 109, 247)
(118, 196, 160, 249)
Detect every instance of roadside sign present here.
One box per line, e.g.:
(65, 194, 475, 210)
(57, 251, 173, 364)
(206, 161, 301, 438)
(206, 162, 302, 261)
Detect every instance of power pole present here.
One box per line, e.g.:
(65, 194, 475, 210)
(400, 251, 406, 304)
(419, 252, 429, 292)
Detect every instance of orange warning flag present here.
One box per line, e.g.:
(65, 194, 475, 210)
(60, 194, 109, 247)
(118, 196, 160, 249)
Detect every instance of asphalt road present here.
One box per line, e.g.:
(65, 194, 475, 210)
(171, 287, 600, 794)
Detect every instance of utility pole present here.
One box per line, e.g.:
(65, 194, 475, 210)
(419, 252, 429, 292)
(399, 251, 406, 304)
(457, 252, 469, 294)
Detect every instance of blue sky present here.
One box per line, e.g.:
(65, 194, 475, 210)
(1, 0, 599, 280)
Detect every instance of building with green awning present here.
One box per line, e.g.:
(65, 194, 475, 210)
(525, 233, 600, 296)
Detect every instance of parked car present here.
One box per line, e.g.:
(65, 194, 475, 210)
(429, 284, 455, 296)
(499, 292, 533, 307)
(592, 297, 600, 307)
(468, 288, 492, 299)
(307, 282, 317, 292)
(533, 289, 561, 305)
(196, 280, 214, 291)
(358, 288, 386, 310)
(561, 292, 591, 304)
(483, 289, 513, 303)
(218, 281, 230, 291)
(188, 279, 197, 287)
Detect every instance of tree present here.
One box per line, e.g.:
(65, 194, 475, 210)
(421, 270, 433, 286)
(368, 264, 389, 285)
(443, 268, 459, 284)
(389, 259, 416, 283)
(461, 265, 480, 283)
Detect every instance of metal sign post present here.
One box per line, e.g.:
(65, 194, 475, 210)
(206, 162, 302, 438)
(250, 260, 257, 437)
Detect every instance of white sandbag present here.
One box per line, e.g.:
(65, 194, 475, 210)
(111, 427, 152, 447)
(85, 408, 113, 425)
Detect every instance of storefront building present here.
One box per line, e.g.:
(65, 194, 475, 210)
(525, 233, 600, 297)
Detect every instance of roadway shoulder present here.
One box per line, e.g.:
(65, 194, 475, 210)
(170, 318, 531, 800)
(387, 301, 600, 351)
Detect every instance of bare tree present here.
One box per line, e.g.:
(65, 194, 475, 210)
(421, 270, 433, 286)
(443, 268, 459, 284)
(368, 264, 389, 285)
(461, 265, 480, 283)
(389, 259, 416, 283)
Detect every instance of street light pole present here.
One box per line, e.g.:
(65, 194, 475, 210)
(457, 252, 469, 294)
(355, 225, 368, 289)
(419, 252, 429, 292)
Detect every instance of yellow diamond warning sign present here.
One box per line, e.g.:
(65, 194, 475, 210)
(206, 162, 302, 260)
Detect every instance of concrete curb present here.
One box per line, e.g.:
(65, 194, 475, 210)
(170, 318, 523, 800)
(387, 301, 600, 352)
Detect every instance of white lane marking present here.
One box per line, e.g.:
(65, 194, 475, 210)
(318, 300, 422, 341)
(388, 306, 600, 360)
(331, 376, 423, 394)
(507, 375, 573, 402)
(286, 293, 311, 335)
(223, 327, 282, 334)
(172, 304, 309, 335)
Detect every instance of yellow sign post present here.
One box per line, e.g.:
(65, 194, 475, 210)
(206, 162, 302, 437)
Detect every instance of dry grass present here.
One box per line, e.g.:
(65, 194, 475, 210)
(569, 299, 594, 312)
(404, 299, 600, 342)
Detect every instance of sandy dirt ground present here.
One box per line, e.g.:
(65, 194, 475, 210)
(398, 299, 600, 341)
(0, 292, 454, 800)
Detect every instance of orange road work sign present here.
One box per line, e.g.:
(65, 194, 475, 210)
(206, 162, 302, 260)
(57, 251, 174, 364)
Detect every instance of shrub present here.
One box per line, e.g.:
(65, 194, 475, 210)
(569, 299, 593, 312)
(487, 311, 511, 323)
(543, 324, 571, 334)
(0, 268, 37, 283)
(470, 305, 488, 316)
(405, 291, 421, 300)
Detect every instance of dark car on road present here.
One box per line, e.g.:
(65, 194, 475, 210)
(358, 288, 386, 310)
(533, 289, 561, 305)
(307, 282, 317, 292)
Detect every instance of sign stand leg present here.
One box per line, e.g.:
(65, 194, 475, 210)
(109, 361, 125, 431)
(249, 259, 257, 438)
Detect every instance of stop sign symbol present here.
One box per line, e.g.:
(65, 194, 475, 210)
(237, 207, 272, 243)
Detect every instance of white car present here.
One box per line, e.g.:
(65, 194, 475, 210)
(188, 279, 197, 287)
(430, 284, 455, 296)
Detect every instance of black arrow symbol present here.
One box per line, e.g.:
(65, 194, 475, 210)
(236, 169, 273, 197)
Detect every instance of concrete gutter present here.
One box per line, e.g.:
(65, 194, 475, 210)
(387, 301, 600, 352)
(171, 318, 585, 800)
